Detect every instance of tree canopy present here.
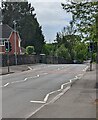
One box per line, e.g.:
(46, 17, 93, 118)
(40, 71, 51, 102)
(61, 1, 98, 42)
(2, 2, 45, 54)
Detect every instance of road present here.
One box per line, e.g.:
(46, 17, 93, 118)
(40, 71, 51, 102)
(1, 64, 88, 118)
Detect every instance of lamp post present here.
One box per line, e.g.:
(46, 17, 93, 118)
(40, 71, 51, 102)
(13, 20, 17, 65)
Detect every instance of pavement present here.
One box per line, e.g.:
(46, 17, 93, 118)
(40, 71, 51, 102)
(0, 64, 32, 75)
(30, 64, 96, 118)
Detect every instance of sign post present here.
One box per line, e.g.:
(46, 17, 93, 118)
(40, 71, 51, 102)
(5, 41, 12, 73)
(5, 41, 10, 73)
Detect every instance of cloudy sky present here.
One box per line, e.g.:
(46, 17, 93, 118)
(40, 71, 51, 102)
(1, 0, 72, 42)
(28, 0, 72, 43)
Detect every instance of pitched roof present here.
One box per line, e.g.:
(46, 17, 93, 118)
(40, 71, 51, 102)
(0, 24, 14, 39)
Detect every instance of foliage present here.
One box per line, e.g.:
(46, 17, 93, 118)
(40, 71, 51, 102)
(74, 42, 88, 62)
(42, 44, 53, 55)
(61, 1, 98, 42)
(55, 24, 82, 61)
(55, 44, 71, 61)
(26, 46, 34, 55)
(2, 2, 45, 54)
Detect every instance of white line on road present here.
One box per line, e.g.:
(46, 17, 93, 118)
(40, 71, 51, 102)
(11, 78, 28, 83)
(3, 83, 9, 87)
(28, 86, 71, 118)
(30, 75, 79, 104)
(28, 66, 33, 70)
(29, 65, 88, 117)
(83, 66, 89, 72)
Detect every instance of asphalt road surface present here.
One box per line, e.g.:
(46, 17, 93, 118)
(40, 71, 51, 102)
(1, 64, 87, 118)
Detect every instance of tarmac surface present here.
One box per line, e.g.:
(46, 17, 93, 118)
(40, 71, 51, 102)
(0, 65, 98, 120)
(30, 64, 96, 118)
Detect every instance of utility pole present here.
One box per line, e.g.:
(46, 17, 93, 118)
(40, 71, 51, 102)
(13, 20, 17, 65)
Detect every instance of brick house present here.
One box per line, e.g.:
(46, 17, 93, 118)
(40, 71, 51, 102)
(0, 24, 21, 54)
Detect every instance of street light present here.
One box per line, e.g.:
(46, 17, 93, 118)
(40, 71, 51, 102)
(13, 20, 17, 65)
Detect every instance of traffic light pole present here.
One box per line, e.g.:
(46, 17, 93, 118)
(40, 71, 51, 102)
(7, 52, 10, 73)
(7, 41, 10, 73)
(5, 41, 12, 73)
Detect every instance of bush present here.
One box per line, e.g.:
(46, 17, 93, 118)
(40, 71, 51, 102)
(26, 46, 34, 55)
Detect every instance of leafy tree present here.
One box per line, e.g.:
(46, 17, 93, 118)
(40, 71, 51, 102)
(42, 43, 56, 56)
(55, 44, 71, 61)
(61, 1, 98, 42)
(55, 24, 81, 61)
(26, 46, 34, 55)
(2, 2, 45, 54)
(74, 42, 88, 62)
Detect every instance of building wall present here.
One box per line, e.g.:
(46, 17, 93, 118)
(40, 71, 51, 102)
(0, 46, 5, 54)
(0, 32, 21, 54)
(9, 32, 21, 55)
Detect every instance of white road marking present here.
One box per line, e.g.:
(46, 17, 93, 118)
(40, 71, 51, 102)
(28, 66, 33, 70)
(30, 101, 46, 104)
(11, 78, 27, 83)
(30, 75, 80, 104)
(28, 86, 71, 118)
(42, 73, 48, 75)
(50, 86, 70, 104)
(3, 83, 9, 87)
(28, 71, 85, 118)
(83, 66, 89, 72)
(29, 69, 86, 117)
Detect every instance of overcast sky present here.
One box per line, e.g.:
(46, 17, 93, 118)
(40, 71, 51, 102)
(28, 0, 72, 43)
(1, 0, 72, 43)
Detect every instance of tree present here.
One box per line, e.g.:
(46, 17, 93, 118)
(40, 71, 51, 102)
(2, 2, 45, 54)
(55, 24, 81, 61)
(55, 44, 71, 61)
(42, 43, 56, 56)
(74, 42, 88, 62)
(61, 1, 98, 62)
(61, 1, 98, 42)
(26, 46, 34, 55)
